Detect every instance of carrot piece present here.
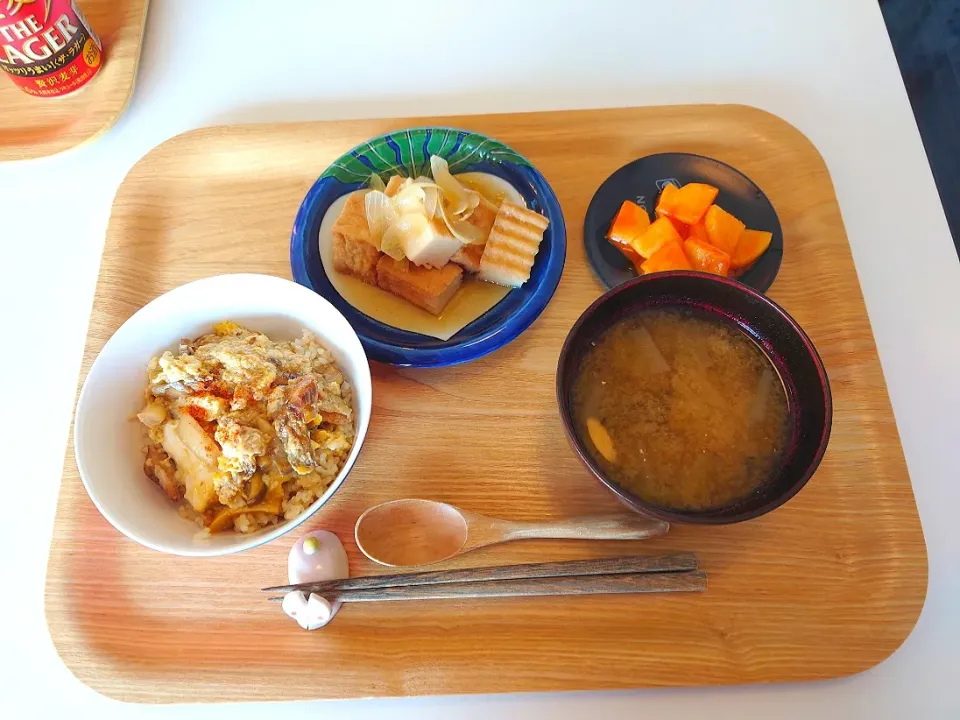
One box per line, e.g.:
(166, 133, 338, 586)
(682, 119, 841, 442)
(630, 216, 683, 259)
(607, 200, 651, 246)
(683, 237, 731, 276)
(704, 205, 745, 255)
(688, 221, 710, 243)
(730, 229, 773, 269)
(640, 241, 692, 274)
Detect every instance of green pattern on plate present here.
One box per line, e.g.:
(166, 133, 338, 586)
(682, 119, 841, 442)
(319, 128, 533, 185)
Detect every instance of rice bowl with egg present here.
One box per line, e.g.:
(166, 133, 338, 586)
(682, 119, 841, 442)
(138, 321, 356, 535)
(73, 273, 371, 557)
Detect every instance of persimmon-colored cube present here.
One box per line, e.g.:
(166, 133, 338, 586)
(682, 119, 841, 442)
(704, 204, 745, 255)
(640, 241, 692, 274)
(665, 216, 689, 238)
(730, 229, 773, 269)
(610, 236, 645, 273)
(630, 216, 683, 259)
(655, 183, 681, 217)
(656, 187, 689, 237)
(676, 183, 719, 224)
(687, 221, 710, 243)
(657, 182, 719, 225)
(683, 237, 731, 276)
(607, 200, 651, 246)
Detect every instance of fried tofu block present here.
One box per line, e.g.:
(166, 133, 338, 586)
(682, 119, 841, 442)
(451, 243, 485, 273)
(331, 192, 381, 285)
(404, 217, 462, 268)
(467, 195, 499, 237)
(376, 256, 464, 315)
(451, 195, 499, 272)
(478, 201, 550, 288)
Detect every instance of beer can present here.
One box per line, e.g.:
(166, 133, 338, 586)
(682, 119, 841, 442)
(0, 0, 102, 98)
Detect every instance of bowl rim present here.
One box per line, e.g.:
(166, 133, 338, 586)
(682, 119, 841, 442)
(289, 125, 567, 367)
(73, 273, 372, 556)
(556, 270, 833, 524)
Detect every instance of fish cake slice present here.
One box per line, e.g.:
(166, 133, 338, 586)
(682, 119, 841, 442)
(478, 201, 550, 287)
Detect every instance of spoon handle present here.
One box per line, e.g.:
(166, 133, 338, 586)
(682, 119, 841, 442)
(501, 515, 669, 541)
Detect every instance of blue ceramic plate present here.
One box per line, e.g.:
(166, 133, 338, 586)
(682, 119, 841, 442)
(291, 128, 566, 367)
(583, 153, 783, 292)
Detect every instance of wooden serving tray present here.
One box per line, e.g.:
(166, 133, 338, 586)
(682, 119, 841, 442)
(0, 0, 149, 162)
(46, 106, 927, 703)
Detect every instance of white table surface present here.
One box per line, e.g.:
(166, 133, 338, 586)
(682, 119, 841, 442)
(1, 0, 958, 717)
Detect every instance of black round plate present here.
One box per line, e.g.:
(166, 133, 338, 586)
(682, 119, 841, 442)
(583, 153, 783, 292)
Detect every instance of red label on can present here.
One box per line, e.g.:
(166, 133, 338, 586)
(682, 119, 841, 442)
(0, 0, 102, 97)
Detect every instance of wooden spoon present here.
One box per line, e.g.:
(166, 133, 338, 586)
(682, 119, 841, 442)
(354, 498, 670, 567)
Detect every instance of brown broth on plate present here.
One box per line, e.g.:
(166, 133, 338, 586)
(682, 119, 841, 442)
(571, 307, 790, 511)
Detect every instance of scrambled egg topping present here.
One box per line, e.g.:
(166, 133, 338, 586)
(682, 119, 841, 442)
(138, 322, 354, 533)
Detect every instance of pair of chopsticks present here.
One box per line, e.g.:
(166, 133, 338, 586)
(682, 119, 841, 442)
(262, 553, 706, 604)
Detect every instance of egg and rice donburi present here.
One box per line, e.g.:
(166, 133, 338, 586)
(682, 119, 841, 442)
(137, 322, 354, 534)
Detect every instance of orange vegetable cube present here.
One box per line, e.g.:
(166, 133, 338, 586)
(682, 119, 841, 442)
(607, 200, 651, 246)
(630, 216, 683, 259)
(640, 241, 692, 274)
(655, 187, 688, 236)
(687, 221, 710, 243)
(657, 183, 720, 225)
(683, 237, 730, 276)
(704, 204, 745, 255)
(657, 182, 719, 225)
(655, 183, 682, 217)
(675, 183, 719, 224)
(730, 229, 773, 269)
(608, 236, 645, 273)
(665, 216, 689, 239)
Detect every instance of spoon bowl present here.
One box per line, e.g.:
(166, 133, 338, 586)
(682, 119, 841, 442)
(355, 498, 670, 567)
(355, 499, 470, 566)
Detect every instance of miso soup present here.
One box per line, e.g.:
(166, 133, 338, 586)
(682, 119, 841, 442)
(571, 307, 790, 511)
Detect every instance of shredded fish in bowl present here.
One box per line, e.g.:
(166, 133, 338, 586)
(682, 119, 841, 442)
(137, 321, 355, 534)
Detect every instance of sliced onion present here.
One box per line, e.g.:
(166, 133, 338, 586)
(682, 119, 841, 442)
(462, 192, 481, 218)
(430, 155, 479, 217)
(381, 213, 429, 261)
(380, 229, 406, 261)
(367, 173, 386, 192)
(364, 190, 397, 249)
(450, 187, 481, 221)
(437, 197, 487, 245)
(422, 185, 439, 218)
(393, 183, 426, 215)
(448, 217, 487, 244)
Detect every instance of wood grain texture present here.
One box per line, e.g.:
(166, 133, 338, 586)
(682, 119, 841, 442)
(0, 0, 149, 161)
(44, 105, 928, 703)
